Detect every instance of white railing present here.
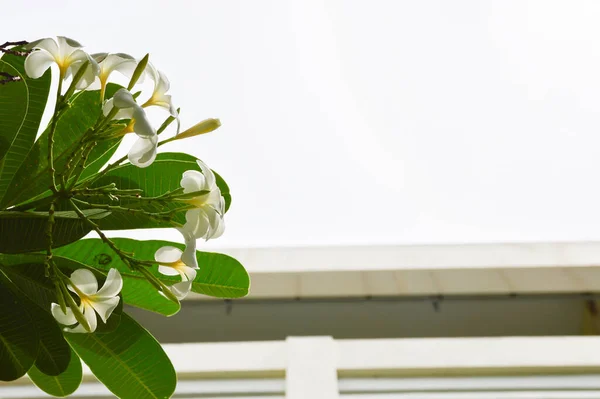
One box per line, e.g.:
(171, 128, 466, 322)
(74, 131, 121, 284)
(4, 336, 600, 398)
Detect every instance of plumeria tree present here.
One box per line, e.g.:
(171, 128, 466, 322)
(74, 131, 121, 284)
(0, 38, 248, 398)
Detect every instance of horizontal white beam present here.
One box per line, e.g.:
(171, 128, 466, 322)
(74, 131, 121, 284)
(337, 336, 600, 374)
(5, 336, 600, 393)
(189, 242, 600, 299)
(215, 241, 600, 273)
(165, 341, 286, 377)
(167, 336, 600, 376)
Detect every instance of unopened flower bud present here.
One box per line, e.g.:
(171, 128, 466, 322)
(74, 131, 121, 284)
(176, 118, 221, 140)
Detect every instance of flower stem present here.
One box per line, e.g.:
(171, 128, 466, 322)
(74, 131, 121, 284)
(48, 78, 64, 192)
(68, 198, 157, 268)
(44, 200, 56, 278)
(71, 198, 182, 223)
(65, 141, 97, 191)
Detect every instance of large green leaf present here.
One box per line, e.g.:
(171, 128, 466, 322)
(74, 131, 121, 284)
(0, 52, 51, 206)
(0, 273, 72, 376)
(81, 152, 231, 231)
(0, 273, 39, 381)
(0, 257, 123, 334)
(0, 209, 110, 253)
(28, 348, 82, 397)
(66, 313, 176, 399)
(55, 238, 250, 305)
(30, 305, 72, 376)
(2, 84, 125, 209)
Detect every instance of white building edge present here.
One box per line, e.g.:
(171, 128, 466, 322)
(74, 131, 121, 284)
(4, 241, 600, 398)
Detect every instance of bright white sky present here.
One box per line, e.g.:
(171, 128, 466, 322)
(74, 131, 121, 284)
(4, 1, 600, 248)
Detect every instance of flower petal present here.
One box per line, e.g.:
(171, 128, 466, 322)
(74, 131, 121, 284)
(24, 50, 55, 79)
(204, 206, 225, 240)
(181, 170, 206, 193)
(158, 265, 181, 276)
(103, 98, 134, 119)
(70, 55, 100, 89)
(51, 303, 77, 326)
(171, 104, 181, 135)
(168, 280, 193, 300)
(82, 303, 97, 333)
(57, 36, 83, 61)
(89, 296, 120, 324)
(102, 53, 135, 73)
(65, 323, 89, 333)
(131, 105, 155, 138)
(57, 36, 83, 55)
(146, 63, 171, 95)
(68, 269, 98, 296)
(155, 70, 171, 96)
(94, 268, 123, 298)
(128, 135, 157, 168)
(92, 52, 109, 63)
(177, 265, 197, 282)
(65, 48, 89, 66)
(155, 246, 183, 263)
(202, 205, 223, 239)
(196, 160, 216, 188)
(184, 208, 210, 239)
(211, 217, 226, 239)
(32, 38, 59, 56)
(205, 188, 224, 209)
(180, 230, 198, 268)
(113, 88, 136, 108)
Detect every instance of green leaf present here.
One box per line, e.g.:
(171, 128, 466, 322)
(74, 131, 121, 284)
(66, 313, 176, 399)
(54, 238, 249, 311)
(0, 257, 123, 334)
(22, 292, 71, 376)
(2, 84, 125, 209)
(28, 348, 82, 397)
(82, 152, 231, 231)
(0, 209, 110, 253)
(0, 52, 51, 207)
(0, 273, 39, 381)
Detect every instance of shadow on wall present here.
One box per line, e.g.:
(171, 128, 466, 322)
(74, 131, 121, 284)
(126, 296, 586, 343)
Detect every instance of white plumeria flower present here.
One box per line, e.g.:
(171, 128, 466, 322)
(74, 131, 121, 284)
(179, 160, 226, 240)
(51, 268, 122, 333)
(141, 63, 180, 132)
(154, 241, 198, 300)
(104, 88, 158, 167)
(25, 36, 99, 87)
(88, 52, 137, 95)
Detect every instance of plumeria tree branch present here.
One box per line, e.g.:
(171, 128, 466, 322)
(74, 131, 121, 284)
(47, 78, 63, 192)
(70, 198, 186, 224)
(44, 200, 56, 278)
(68, 198, 158, 268)
(0, 71, 20, 84)
(0, 40, 29, 56)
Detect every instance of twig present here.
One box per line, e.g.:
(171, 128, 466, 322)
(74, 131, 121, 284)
(0, 40, 29, 56)
(68, 198, 156, 268)
(65, 141, 97, 191)
(44, 200, 56, 278)
(71, 198, 182, 224)
(48, 79, 64, 192)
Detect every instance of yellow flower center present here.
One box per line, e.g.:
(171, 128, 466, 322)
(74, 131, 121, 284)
(160, 259, 187, 270)
(181, 197, 207, 209)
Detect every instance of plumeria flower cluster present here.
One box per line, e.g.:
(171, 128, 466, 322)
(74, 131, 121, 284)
(23, 36, 228, 329)
(155, 159, 226, 299)
(24, 36, 179, 168)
